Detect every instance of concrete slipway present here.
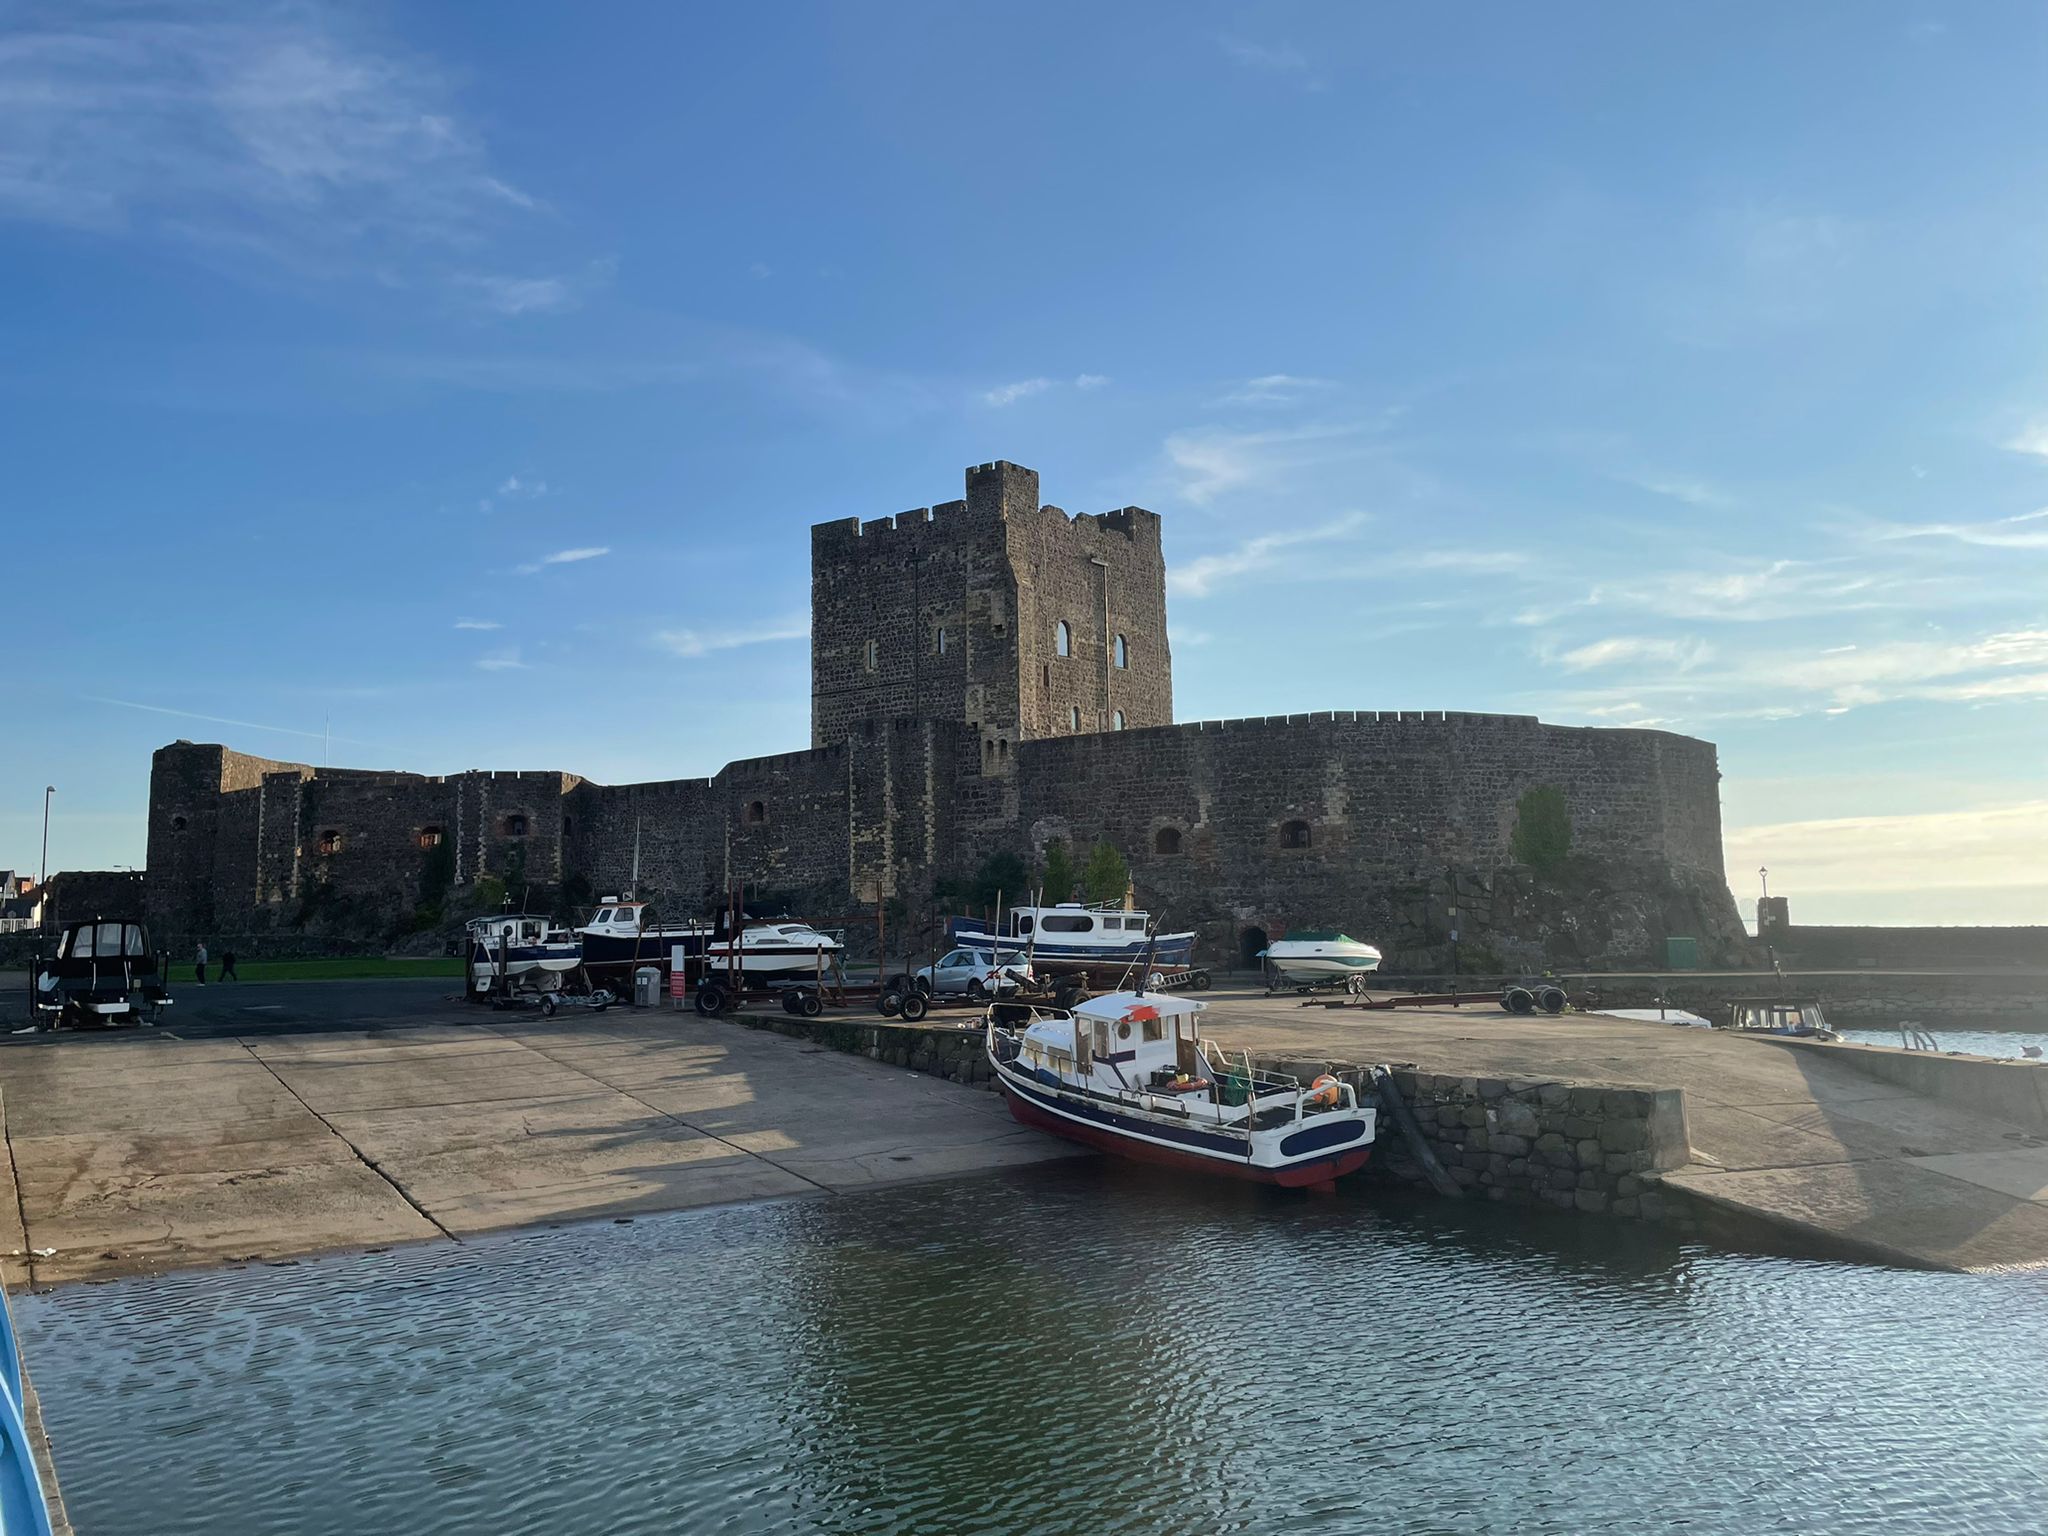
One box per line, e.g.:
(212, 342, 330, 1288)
(0, 977, 2043, 1284)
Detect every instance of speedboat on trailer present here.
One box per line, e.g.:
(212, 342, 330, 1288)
(951, 902, 1195, 975)
(698, 921, 843, 986)
(1260, 930, 1383, 993)
(466, 914, 581, 993)
(986, 990, 1377, 1189)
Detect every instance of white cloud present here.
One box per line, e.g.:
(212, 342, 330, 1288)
(1726, 800, 2048, 898)
(475, 648, 525, 671)
(1618, 474, 1730, 509)
(2006, 423, 2048, 460)
(459, 259, 613, 317)
(983, 377, 1052, 407)
(1223, 374, 1336, 405)
(1163, 421, 1366, 504)
(515, 546, 608, 575)
(1393, 549, 1530, 573)
(1169, 512, 1370, 598)
(453, 618, 501, 631)
(0, 3, 541, 284)
(1555, 636, 1713, 672)
(1074, 373, 1110, 391)
(1218, 37, 1315, 80)
(652, 618, 810, 658)
(1878, 507, 2048, 551)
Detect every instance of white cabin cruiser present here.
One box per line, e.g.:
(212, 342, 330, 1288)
(1260, 930, 1383, 993)
(986, 990, 1377, 1189)
(951, 901, 1195, 975)
(698, 921, 843, 985)
(466, 914, 581, 993)
(575, 900, 711, 972)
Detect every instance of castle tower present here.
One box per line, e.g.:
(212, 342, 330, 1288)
(809, 461, 1173, 753)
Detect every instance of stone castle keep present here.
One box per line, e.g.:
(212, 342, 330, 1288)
(145, 461, 1746, 968)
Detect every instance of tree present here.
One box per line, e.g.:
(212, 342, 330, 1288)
(1082, 840, 1130, 905)
(1039, 839, 1078, 903)
(969, 850, 1028, 910)
(1510, 784, 1573, 874)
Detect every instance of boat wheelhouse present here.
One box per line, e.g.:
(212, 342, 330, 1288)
(951, 902, 1195, 976)
(33, 917, 170, 1027)
(1725, 998, 1836, 1039)
(575, 900, 710, 971)
(986, 990, 1377, 1189)
(466, 914, 581, 993)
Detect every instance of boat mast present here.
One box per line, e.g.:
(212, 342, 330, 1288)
(628, 816, 642, 901)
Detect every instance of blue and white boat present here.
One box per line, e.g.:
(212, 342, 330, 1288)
(466, 914, 581, 993)
(951, 901, 1195, 977)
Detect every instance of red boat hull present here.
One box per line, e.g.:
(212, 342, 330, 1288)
(1001, 1081, 1372, 1189)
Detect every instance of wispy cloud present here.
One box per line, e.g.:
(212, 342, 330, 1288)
(1726, 800, 2048, 897)
(78, 695, 401, 754)
(1074, 373, 1110, 391)
(1163, 421, 1370, 505)
(453, 618, 501, 631)
(1218, 36, 1319, 87)
(984, 377, 1052, 407)
(1169, 512, 1370, 597)
(1554, 636, 1713, 672)
(1877, 507, 2048, 551)
(0, 3, 543, 286)
(1617, 473, 1731, 509)
(515, 546, 609, 575)
(474, 648, 525, 672)
(1223, 374, 1335, 405)
(458, 260, 613, 317)
(652, 618, 810, 658)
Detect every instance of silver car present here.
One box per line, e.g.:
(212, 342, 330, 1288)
(914, 949, 1032, 999)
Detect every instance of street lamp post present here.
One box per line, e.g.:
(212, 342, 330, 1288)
(39, 785, 55, 934)
(1759, 866, 1769, 901)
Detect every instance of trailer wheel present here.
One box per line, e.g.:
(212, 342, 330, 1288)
(1537, 985, 1567, 1015)
(1345, 973, 1367, 997)
(1502, 985, 1535, 1015)
(780, 991, 800, 1015)
(911, 974, 934, 998)
(878, 990, 904, 1018)
(1190, 970, 1212, 991)
(540, 995, 557, 1018)
(966, 978, 988, 1002)
(696, 983, 726, 1016)
(800, 991, 823, 1019)
(898, 990, 929, 1022)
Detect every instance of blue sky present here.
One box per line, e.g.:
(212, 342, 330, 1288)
(3, 1, 2044, 925)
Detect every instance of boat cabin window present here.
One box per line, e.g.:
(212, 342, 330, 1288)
(1041, 914, 1093, 934)
(1100, 916, 1121, 930)
(124, 924, 147, 956)
(1092, 1021, 1111, 1057)
(1141, 1014, 1164, 1042)
(62, 927, 85, 959)
(96, 922, 124, 956)
(1017, 915, 1034, 935)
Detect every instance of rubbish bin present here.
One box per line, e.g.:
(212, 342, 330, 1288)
(634, 966, 663, 1008)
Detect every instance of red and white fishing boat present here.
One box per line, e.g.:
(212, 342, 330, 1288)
(985, 989, 1376, 1189)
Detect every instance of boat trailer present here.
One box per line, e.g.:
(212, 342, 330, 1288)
(1310, 981, 1571, 1015)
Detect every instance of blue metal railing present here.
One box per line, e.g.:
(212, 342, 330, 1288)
(0, 1283, 55, 1536)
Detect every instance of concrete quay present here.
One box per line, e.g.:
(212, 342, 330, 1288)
(0, 978, 1076, 1287)
(0, 975, 2043, 1283)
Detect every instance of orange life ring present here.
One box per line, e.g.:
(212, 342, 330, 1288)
(1307, 1074, 1342, 1110)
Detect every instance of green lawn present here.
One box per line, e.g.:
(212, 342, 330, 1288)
(219, 956, 467, 983)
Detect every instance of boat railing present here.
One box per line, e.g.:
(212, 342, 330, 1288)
(0, 1283, 55, 1536)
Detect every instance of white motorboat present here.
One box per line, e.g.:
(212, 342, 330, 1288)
(951, 901, 1195, 975)
(698, 921, 843, 985)
(466, 914, 580, 993)
(986, 990, 1377, 1189)
(575, 899, 710, 972)
(1260, 929, 1383, 992)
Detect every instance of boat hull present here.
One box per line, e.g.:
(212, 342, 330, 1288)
(580, 929, 707, 970)
(996, 1075, 1373, 1188)
(952, 922, 1195, 973)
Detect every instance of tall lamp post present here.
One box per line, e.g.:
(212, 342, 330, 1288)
(39, 785, 55, 934)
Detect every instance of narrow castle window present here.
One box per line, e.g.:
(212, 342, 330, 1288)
(745, 800, 766, 825)
(317, 830, 343, 856)
(936, 626, 950, 656)
(1113, 711, 1126, 730)
(1114, 634, 1128, 669)
(1155, 827, 1182, 856)
(1055, 620, 1071, 658)
(417, 827, 444, 850)
(863, 638, 879, 672)
(1280, 819, 1312, 850)
(503, 813, 528, 838)
(1069, 705, 1082, 730)
(170, 815, 188, 832)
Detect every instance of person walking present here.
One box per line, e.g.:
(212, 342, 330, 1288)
(219, 949, 239, 982)
(195, 941, 208, 986)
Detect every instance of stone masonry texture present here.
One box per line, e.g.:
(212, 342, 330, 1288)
(143, 462, 1744, 965)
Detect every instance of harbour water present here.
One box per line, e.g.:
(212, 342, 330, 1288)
(21, 1162, 2048, 1536)
(1837, 1024, 2048, 1060)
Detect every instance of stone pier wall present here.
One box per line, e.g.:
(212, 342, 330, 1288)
(723, 1008, 1694, 1222)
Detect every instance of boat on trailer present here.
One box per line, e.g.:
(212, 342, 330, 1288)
(1725, 997, 1837, 1040)
(466, 914, 581, 994)
(575, 899, 711, 972)
(952, 901, 1195, 976)
(1260, 929, 1384, 993)
(697, 919, 844, 986)
(985, 990, 1377, 1189)
(33, 917, 171, 1028)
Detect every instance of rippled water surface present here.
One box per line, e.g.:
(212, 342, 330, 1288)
(22, 1166, 2048, 1535)
(1838, 1024, 2048, 1060)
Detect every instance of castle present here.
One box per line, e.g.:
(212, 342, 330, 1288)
(144, 461, 1746, 968)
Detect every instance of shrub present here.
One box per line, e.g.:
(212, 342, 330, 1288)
(1510, 785, 1573, 874)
